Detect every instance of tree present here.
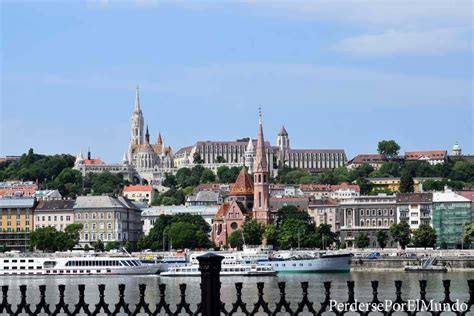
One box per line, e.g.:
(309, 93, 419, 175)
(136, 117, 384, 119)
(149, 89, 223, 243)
(376, 230, 389, 249)
(377, 162, 401, 177)
(87, 171, 124, 195)
(355, 233, 370, 248)
(176, 168, 192, 187)
(399, 171, 414, 193)
(30, 226, 58, 252)
(216, 156, 227, 163)
(64, 223, 83, 249)
(51, 168, 83, 197)
(200, 169, 216, 183)
(162, 173, 177, 188)
(193, 153, 204, 164)
(356, 178, 373, 195)
(315, 224, 337, 249)
(165, 222, 211, 249)
(264, 224, 278, 248)
(450, 161, 474, 183)
(228, 229, 244, 250)
(242, 219, 265, 245)
(276, 205, 310, 227)
(377, 140, 400, 159)
(390, 221, 411, 249)
(217, 166, 241, 183)
(412, 225, 437, 248)
(93, 240, 105, 252)
(106, 241, 120, 251)
(462, 222, 474, 247)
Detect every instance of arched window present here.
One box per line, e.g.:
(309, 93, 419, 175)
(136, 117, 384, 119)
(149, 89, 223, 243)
(366, 219, 370, 227)
(360, 220, 365, 226)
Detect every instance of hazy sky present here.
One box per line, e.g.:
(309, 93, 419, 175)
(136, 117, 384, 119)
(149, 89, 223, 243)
(1, 0, 472, 162)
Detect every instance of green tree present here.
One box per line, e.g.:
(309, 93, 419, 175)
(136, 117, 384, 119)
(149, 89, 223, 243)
(317, 170, 338, 185)
(242, 219, 265, 245)
(377, 162, 401, 177)
(264, 224, 278, 248)
(200, 169, 216, 183)
(277, 219, 315, 249)
(390, 221, 411, 249)
(106, 241, 120, 251)
(315, 224, 337, 250)
(348, 163, 375, 182)
(193, 153, 204, 164)
(412, 225, 437, 248)
(228, 229, 244, 250)
(161, 196, 179, 206)
(162, 173, 177, 188)
(93, 240, 105, 252)
(377, 140, 400, 159)
(450, 161, 474, 183)
(399, 171, 414, 193)
(276, 205, 310, 227)
(216, 156, 227, 163)
(376, 230, 389, 249)
(64, 223, 83, 249)
(165, 222, 211, 249)
(462, 222, 474, 246)
(30, 227, 59, 252)
(87, 171, 124, 195)
(137, 236, 149, 250)
(176, 168, 192, 187)
(355, 233, 370, 248)
(356, 177, 373, 195)
(51, 168, 83, 197)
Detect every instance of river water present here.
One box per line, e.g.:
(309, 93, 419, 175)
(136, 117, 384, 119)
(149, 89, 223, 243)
(1, 272, 473, 315)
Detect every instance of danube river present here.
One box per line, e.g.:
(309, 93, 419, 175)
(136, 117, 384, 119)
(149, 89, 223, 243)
(1, 272, 473, 312)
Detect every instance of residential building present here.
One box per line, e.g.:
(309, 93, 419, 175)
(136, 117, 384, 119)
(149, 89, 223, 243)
(186, 191, 222, 206)
(432, 190, 471, 249)
(347, 154, 387, 170)
(339, 195, 397, 249)
(34, 190, 62, 200)
(123, 185, 156, 204)
(0, 181, 38, 198)
(396, 193, 432, 230)
(456, 191, 474, 224)
(34, 199, 75, 231)
(300, 183, 360, 200)
(404, 150, 448, 165)
(74, 195, 142, 250)
(269, 197, 309, 213)
(141, 205, 220, 236)
(367, 177, 442, 193)
(0, 198, 36, 251)
(307, 199, 339, 232)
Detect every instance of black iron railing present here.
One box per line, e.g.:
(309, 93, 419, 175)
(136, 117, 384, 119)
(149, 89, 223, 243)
(0, 253, 473, 315)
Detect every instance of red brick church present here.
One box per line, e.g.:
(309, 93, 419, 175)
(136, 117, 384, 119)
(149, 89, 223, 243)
(211, 110, 271, 247)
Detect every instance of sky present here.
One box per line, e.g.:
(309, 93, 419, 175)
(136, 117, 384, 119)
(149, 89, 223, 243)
(1, 0, 473, 162)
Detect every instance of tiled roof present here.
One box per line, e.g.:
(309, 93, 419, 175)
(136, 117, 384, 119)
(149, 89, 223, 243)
(455, 191, 474, 202)
(309, 198, 338, 206)
(74, 195, 140, 210)
(123, 185, 153, 192)
(36, 199, 75, 211)
(300, 183, 360, 193)
(175, 146, 194, 156)
(0, 198, 36, 208)
(405, 150, 447, 160)
(349, 154, 387, 164)
(83, 159, 104, 165)
(396, 193, 433, 203)
(214, 203, 230, 220)
(230, 169, 254, 196)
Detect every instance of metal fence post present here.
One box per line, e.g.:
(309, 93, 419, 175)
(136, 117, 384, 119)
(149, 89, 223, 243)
(198, 252, 224, 316)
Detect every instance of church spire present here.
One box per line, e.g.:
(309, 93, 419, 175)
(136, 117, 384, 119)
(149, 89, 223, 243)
(134, 85, 141, 112)
(253, 107, 267, 173)
(145, 125, 150, 144)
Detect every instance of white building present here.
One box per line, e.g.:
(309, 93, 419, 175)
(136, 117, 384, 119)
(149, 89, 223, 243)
(74, 195, 142, 250)
(34, 199, 75, 232)
(396, 193, 432, 230)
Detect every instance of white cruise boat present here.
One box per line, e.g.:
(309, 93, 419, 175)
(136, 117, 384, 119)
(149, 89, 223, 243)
(239, 246, 352, 273)
(0, 253, 162, 276)
(161, 263, 277, 277)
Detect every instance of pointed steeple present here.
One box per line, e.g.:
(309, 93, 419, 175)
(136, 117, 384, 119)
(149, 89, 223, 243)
(134, 85, 141, 112)
(157, 131, 163, 147)
(279, 125, 288, 136)
(246, 137, 254, 151)
(122, 152, 129, 164)
(145, 125, 150, 144)
(253, 108, 267, 173)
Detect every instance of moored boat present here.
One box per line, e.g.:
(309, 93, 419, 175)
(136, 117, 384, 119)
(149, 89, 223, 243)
(161, 263, 277, 277)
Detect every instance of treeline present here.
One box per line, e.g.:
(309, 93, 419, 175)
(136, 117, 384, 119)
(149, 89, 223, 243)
(0, 149, 125, 198)
(29, 224, 83, 252)
(138, 214, 211, 250)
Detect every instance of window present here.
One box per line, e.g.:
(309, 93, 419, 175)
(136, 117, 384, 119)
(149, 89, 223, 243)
(230, 222, 238, 230)
(107, 223, 112, 230)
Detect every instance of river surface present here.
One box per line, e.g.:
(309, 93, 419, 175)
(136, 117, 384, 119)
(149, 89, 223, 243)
(1, 272, 473, 315)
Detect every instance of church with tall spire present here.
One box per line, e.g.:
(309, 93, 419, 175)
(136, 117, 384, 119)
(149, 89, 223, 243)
(125, 86, 174, 183)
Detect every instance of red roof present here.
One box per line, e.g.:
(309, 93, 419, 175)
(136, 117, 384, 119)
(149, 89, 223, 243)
(123, 185, 153, 192)
(349, 154, 386, 164)
(230, 169, 254, 196)
(84, 159, 104, 165)
(456, 191, 474, 202)
(405, 150, 447, 160)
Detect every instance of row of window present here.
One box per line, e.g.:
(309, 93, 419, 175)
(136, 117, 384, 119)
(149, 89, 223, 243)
(76, 212, 116, 220)
(82, 232, 127, 241)
(359, 209, 394, 217)
(65, 260, 140, 267)
(36, 215, 71, 222)
(359, 219, 394, 227)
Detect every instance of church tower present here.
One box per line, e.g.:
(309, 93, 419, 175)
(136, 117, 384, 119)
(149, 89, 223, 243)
(277, 125, 289, 167)
(130, 86, 144, 146)
(253, 109, 270, 224)
(244, 137, 255, 172)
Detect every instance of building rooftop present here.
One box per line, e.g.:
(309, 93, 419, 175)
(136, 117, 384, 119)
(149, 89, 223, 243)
(142, 205, 219, 217)
(187, 191, 220, 203)
(0, 198, 36, 208)
(405, 150, 447, 160)
(230, 168, 254, 196)
(396, 193, 433, 203)
(433, 190, 471, 203)
(36, 199, 75, 211)
(349, 154, 387, 164)
(74, 195, 139, 210)
(123, 185, 153, 192)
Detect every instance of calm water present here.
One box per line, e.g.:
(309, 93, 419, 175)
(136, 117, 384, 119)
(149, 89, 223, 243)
(1, 272, 473, 314)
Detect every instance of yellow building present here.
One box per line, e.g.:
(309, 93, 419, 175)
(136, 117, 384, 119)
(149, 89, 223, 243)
(0, 198, 35, 251)
(367, 177, 443, 193)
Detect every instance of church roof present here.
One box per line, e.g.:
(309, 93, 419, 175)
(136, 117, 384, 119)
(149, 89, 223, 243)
(214, 203, 230, 220)
(279, 125, 288, 136)
(230, 168, 254, 196)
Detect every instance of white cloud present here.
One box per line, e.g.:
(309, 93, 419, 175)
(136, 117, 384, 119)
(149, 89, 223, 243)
(335, 27, 472, 56)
